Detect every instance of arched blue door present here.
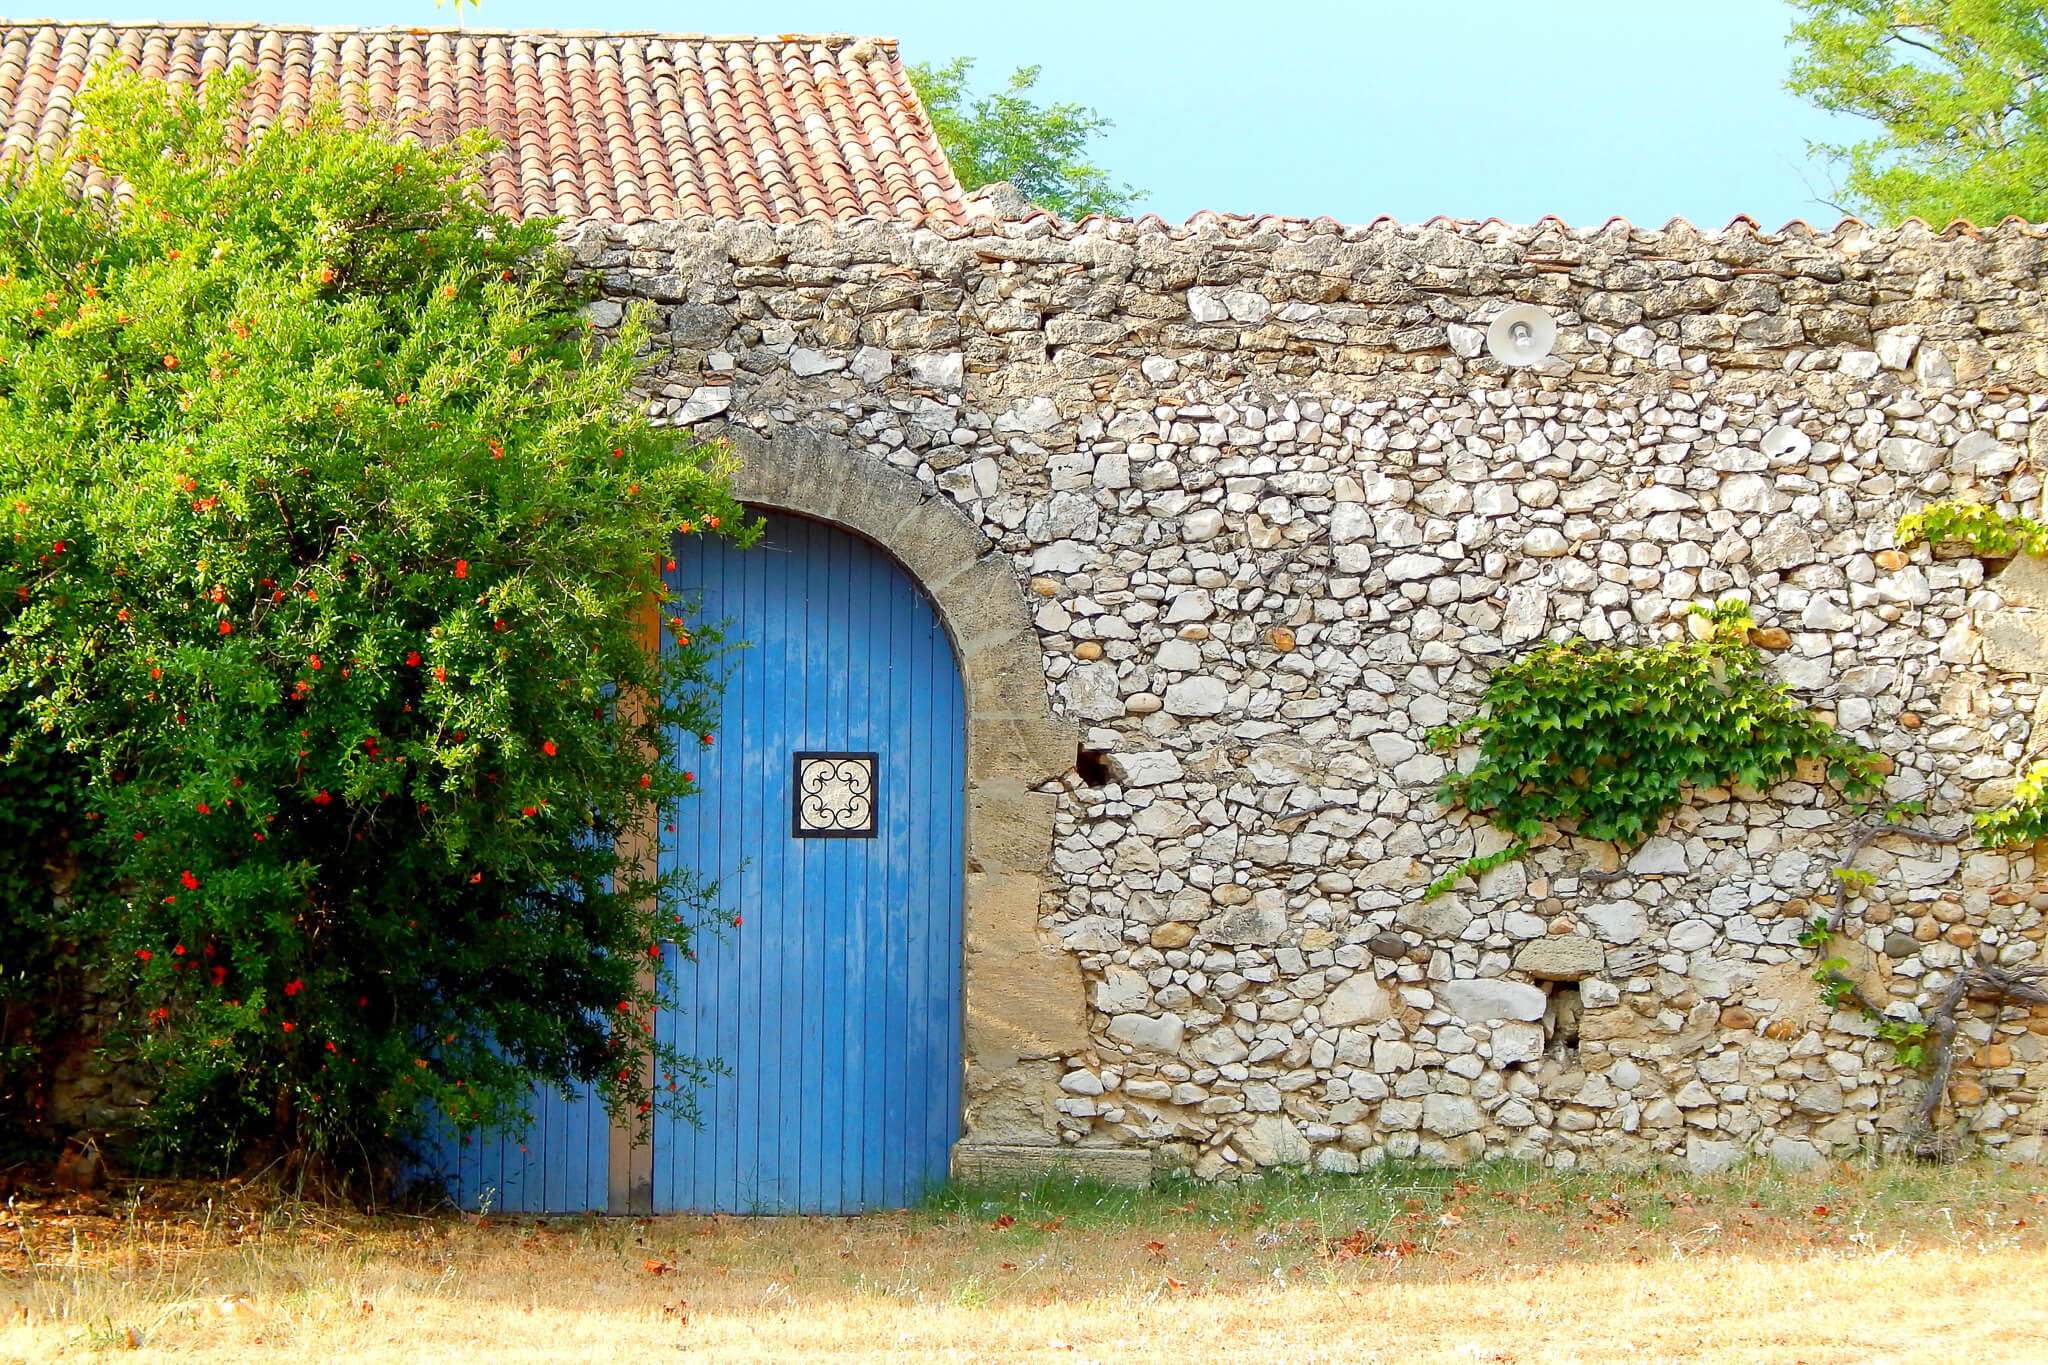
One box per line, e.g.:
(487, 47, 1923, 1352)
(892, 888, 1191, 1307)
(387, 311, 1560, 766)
(649, 511, 966, 1213)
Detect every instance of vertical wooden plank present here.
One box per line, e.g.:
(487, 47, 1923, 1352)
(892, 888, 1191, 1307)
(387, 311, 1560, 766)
(770, 527, 798, 1219)
(605, 589, 665, 1215)
(905, 592, 939, 1204)
(646, 511, 964, 1215)
(870, 559, 913, 1209)
(797, 518, 832, 1212)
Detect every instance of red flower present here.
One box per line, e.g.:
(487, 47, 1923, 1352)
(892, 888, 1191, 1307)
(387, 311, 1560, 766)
(542, 740, 557, 757)
(163, 354, 177, 369)
(52, 539, 65, 553)
(309, 654, 321, 670)
(454, 559, 468, 579)
(683, 771, 694, 782)
(639, 773, 652, 788)
(282, 1021, 295, 1032)
(133, 831, 144, 840)
(172, 944, 186, 956)
(314, 789, 332, 805)
(732, 915, 742, 927)
(406, 651, 421, 667)
(196, 802, 210, 814)
(218, 620, 233, 635)
(707, 516, 720, 529)
(521, 806, 537, 817)
(700, 734, 714, 745)
(149, 1007, 169, 1026)
(285, 979, 303, 997)
(135, 949, 153, 962)
(211, 966, 227, 985)
(179, 870, 199, 890)
(433, 667, 447, 683)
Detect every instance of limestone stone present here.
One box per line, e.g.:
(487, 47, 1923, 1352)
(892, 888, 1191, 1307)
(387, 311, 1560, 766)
(908, 352, 965, 389)
(1108, 751, 1184, 787)
(1668, 920, 1716, 952)
(1163, 677, 1229, 716)
(1627, 838, 1687, 876)
(1769, 1136, 1826, 1172)
(1491, 1021, 1546, 1065)
(1209, 902, 1287, 946)
(1092, 965, 1152, 1014)
(1583, 901, 1650, 946)
(1236, 1114, 1310, 1167)
(1515, 936, 1605, 981)
(1434, 978, 1547, 1023)
(1398, 897, 1473, 939)
(1107, 1013, 1185, 1056)
(1421, 1094, 1483, 1137)
(1320, 974, 1393, 1028)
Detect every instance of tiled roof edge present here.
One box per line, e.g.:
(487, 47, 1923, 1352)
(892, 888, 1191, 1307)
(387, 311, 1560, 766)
(0, 19, 901, 44)
(953, 206, 2048, 238)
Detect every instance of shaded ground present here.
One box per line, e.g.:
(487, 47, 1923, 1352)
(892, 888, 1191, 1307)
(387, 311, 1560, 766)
(0, 1158, 2042, 1362)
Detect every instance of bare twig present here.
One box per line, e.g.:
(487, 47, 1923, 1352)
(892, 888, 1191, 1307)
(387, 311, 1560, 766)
(1818, 815, 1970, 929)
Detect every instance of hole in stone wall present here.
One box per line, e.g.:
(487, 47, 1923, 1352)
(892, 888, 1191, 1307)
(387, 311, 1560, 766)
(1076, 746, 1112, 788)
(1545, 983, 1583, 1060)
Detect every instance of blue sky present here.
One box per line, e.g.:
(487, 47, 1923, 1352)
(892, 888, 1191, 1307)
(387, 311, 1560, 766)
(27, 0, 1865, 226)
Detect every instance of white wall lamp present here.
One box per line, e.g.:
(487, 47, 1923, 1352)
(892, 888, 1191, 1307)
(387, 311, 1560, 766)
(1485, 303, 1557, 368)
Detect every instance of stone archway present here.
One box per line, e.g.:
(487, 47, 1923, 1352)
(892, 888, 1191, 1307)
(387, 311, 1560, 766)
(720, 426, 1144, 1182)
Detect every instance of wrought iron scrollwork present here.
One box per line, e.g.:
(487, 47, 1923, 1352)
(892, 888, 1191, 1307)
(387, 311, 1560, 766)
(792, 751, 878, 838)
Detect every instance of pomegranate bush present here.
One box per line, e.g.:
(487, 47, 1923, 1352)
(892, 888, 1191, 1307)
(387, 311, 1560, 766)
(0, 74, 745, 1171)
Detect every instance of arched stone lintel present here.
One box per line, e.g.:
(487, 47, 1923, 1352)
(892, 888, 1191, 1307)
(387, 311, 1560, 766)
(720, 426, 1124, 1179)
(725, 426, 1073, 787)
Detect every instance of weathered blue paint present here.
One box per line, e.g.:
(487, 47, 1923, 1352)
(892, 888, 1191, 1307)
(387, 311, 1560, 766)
(652, 512, 967, 1213)
(417, 511, 964, 1214)
(422, 1077, 611, 1215)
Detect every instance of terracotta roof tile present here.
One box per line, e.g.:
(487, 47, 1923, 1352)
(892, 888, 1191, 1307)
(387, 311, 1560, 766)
(0, 20, 966, 225)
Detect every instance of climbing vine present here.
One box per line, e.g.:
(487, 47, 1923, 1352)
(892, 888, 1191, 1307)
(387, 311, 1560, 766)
(1896, 500, 2048, 560)
(1426, 601, 1884, 896)
(1896, 503, 2048, 846)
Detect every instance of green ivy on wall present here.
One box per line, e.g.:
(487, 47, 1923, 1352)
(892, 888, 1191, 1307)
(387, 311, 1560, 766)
(1426, 601, 1885, 896)
(1896, 503, 2048, 846)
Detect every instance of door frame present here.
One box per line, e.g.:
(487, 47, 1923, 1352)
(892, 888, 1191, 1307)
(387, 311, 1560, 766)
(610, 424, 1153, 1213)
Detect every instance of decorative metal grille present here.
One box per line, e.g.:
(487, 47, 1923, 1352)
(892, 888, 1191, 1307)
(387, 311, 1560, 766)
(792, 751, 878, 838)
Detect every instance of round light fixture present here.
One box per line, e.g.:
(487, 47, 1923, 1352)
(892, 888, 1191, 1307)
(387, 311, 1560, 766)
(1485, 304, 1557, 368)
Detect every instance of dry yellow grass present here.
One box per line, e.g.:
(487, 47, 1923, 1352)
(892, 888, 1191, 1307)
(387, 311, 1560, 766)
(0, 1158, 2042, 1363)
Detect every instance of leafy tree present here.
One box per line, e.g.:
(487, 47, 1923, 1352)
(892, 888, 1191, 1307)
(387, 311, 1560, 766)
(910, 57, 1142, 219)
(0, 73, 746, 1172)
(1787, 0, 2048, 223)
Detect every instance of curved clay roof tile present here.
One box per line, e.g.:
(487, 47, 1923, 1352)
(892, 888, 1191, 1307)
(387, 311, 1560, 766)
(0, 20, 965, 223)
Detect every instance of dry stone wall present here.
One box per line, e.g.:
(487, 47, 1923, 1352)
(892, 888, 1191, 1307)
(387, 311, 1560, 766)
(572, 206, 2048, 1178)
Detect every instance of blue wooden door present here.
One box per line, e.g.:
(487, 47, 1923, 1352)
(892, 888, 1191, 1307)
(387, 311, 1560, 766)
(650, 512, 966, 1213)
(428, 1078, 612, 1215)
